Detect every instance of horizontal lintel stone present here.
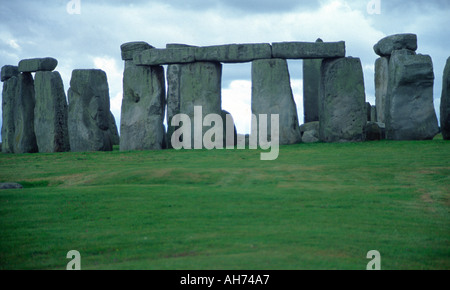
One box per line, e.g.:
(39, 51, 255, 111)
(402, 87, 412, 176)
(134, 47, 196, 66)
(271, 41, 346, 59)
(194, 43, 272, 63)
(18, 57, 58, 73)
(121, 41, 154, 61)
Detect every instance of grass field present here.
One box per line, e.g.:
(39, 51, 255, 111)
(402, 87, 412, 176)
(0, 138, 449, 270)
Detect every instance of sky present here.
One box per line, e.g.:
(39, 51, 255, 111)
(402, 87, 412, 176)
(1, 0, 449, 138)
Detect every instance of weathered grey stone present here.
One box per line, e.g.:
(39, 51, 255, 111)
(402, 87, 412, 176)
(108, 112, 120, 146)
(364, 121, 385, 141)
(167, 61, 222, 149)
(18, 57, 58, 73)
(300, 121, 319, 136)
(441, 57, 450, 140)
(385, 50, 439, 140)
(319, 57, 366, 142)
(134, 47, 196, 66)
(272, 41, 345, 59)
(34, 71, 70, 152)
(374, 33, 417, 57)
(14, 73, 38, 153)
(1, 65, 19, 82)
(221, 110, 237, 147)
(252, 58, 302, 145)
(302, 39, 323, 123)
(371, 106, 377, 123)
(195, 43, 272, 63)
(120, 41, 154, 61)
(302, 130, 319, 143)
(0, 183, 23, 190)
(366, 102, 372, 122)
(437, 57, 450, 140)
(68, 69, 113, 152)
(375, 57, 389, 123)
(1, 76, 18, 153)
(120, 60, 166, 151)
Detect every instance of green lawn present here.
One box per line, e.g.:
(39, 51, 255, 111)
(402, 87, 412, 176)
(0, 139, 449, 270)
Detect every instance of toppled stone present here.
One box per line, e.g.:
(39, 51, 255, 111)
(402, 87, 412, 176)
(1, 65, 19, 82)
(319, 57, 366, 142)
(68, 69, 113, 152)
(300, 121, 319, 136)
(385, 50, 439, 140)
(34, 71, 70, 152)
(195, 43, 272, 63)
(373, 33, 417, 57)
(252, 58, 302, 145)
(302, 130, 319, 143)
(0, 183, 23, 190)
(121, 41, 154, 61)
(18, 57, 58, 73)
(272, 41, 345, 59)
(120, 60, 166, 151)
(440, 57, 450, 140)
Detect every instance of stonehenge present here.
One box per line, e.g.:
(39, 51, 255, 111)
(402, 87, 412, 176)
(1, 34, 447, 155)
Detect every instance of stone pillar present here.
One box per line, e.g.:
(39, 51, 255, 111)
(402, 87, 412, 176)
(319, 57, 366, 142)
(302, 38, 323, 123)
(375, 57, 389, 123)
(68, 69, 113, 152)
(252, 58, 302, 145)
(441, 57, 450, 140)
(1, 66, 19, 153)
(120, 42, 166, 151)
(385, 50, 439, 140)
(168, 61, 223, 148)
(34, 71, 70, 152)
(14, 72, 38, 153)
(108, 112, 120, 146)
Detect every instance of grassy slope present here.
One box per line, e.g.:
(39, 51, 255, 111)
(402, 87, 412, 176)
(0, 139, 449, 270)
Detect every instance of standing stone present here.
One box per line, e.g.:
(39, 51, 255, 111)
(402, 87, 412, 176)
(1, 65, 19, 82)
(319, 57, 366, 142)
(252, 58, 302, 145)
(1, 75, 18, 153)
(120, 42, 166, 151)
(375, 57, 389, 123)
(68, 69, 113, 152)
(221, 110, 237, 147)
(14, 73, 38, 153)
(303, 39, 323, 123)
(34, 71, 70, 152)
(440, 57, 450, 140)
(370, 106, 377, 123)
(385, 50, 439, 140)
(108, 112, 120, 146)
(366, 102, 372, 122)
(168, 61, 223, 148)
